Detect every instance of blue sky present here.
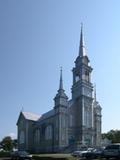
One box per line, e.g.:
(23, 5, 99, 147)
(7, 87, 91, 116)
(0, 0, 120, 140)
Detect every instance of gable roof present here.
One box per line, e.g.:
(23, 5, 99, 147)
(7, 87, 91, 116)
(22, 112, 41, 121)
(39, 109, 55, 121)
(17, 108, 56, 126)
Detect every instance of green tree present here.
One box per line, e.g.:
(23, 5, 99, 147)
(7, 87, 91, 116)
(102, 130, 120, 143)
(1, 136, 13, 151)
(12, 139, 18, 149)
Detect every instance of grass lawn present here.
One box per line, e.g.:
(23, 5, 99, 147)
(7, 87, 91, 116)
(33, 153, 78, 160)
(33, 153, 103, 160)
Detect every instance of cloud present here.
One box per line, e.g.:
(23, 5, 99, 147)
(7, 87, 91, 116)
(9, 133, 17, 139)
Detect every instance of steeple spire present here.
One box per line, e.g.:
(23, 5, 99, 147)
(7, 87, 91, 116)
(59, 67, 63, 90)
(54, 67, 68, 108)
(79, 23, 86, 57)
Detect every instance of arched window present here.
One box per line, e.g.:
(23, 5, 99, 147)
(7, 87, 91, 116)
(62, 117, 66, 127)
(84, 111, 87, 126)
(19, 130, 25, 144)
(85, 71, 89, 82)
(45, 125, 52, 140)
(34, 129, 40, 145)
(62, 132, 65, 141)
(84, 108, 92, 128)
(87, 111, 90, 127)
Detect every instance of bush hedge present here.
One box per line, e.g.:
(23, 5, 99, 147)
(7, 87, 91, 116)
(0, 151, 10, 157)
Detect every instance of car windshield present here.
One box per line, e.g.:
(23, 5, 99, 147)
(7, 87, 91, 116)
(93, 148, 103, 152)
(106, 145, 119, 149)
(87, 148, 94, 151)
(80, 147, 87, 151)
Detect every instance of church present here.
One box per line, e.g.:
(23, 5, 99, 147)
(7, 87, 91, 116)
(17, 26, 102, 152)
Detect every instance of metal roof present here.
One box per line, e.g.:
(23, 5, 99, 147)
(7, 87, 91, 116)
(22, 112, 41, 121)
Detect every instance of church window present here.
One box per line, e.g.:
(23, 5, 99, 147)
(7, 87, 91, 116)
(84, 109, 92, 128)
(62, 132, 65, 141)
(84, 111, 87, 126)
(69, 135, 75, 145)
(87, 111, 89, 126)
(85, 71, 89, 82)
(45, 125, 52, 140)
(97, 123, 100, 132)
(34, 129, 40, 145)
(55, 119, 58, 128)
(62, 117, 66, 127)
(75, 75, 80, 82)
(55, 132, 58, 140)
(69, 115, 73, 127)
(84, 135, 91, 145)
(85, 71, 88, 75)
(97, 117, 101, 132)
(19, 130, 25, 144)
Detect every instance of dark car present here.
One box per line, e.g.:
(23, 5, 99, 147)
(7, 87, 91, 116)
(103, 143, 120, 159)
(11, 151, 32, 160)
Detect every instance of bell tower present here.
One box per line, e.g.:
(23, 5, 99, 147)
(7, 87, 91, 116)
(71, 25, 94, 146)
(54, 68, 68, 151)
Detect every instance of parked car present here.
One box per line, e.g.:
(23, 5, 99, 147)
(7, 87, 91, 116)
(71, 147, 94, 157)
(103, 143, 120, 159)
(71, 150, 82, 157)
(11, 151, 32, 160)
(0, 148, 4, 151)
(82, 148, 104, 159)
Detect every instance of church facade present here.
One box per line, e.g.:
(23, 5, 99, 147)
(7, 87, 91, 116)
(17, 27, 102, 152)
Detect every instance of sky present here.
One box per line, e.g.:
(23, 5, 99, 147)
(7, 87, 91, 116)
(0, 0, 120, 141)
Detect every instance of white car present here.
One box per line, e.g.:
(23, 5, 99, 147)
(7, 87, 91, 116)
(72, 148, 94, 157)
(71, 150, 82, 157)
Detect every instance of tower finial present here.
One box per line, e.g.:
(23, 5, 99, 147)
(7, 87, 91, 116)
(79, 23, 86, 57)
(59, 67, 63, 90)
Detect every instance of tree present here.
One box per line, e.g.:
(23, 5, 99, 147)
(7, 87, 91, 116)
(12, 139, 18, 149)
(1, 136, 13, 151)
(102, 130, 120, 143)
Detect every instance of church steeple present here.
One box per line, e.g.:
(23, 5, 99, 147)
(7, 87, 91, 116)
(72, 25, 93, 99)
(54, 68, 68, 108)
(93, 84, 102, 109)
(79, 24, 86, 57)
(54, 69, 68, 148)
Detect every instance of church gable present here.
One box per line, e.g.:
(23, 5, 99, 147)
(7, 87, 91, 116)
(17, 112, 40, 126)
(17, 112, 26, 126)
